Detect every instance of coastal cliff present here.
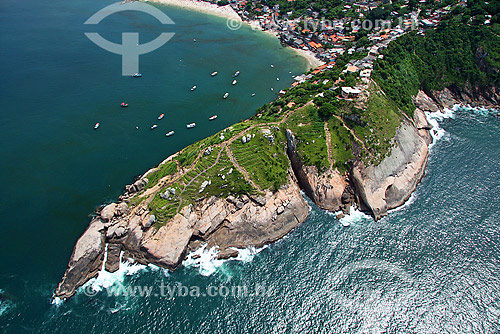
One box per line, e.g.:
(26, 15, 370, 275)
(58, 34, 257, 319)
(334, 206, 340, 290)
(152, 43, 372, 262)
(54, 82, 440, 299)
(351, 116, 429, 220)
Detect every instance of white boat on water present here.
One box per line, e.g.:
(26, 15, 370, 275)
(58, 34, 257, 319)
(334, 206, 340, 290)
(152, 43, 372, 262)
(166, 131, 175, 137)
(233, 71, 240, 77)
(276, 77, 280, 81)
(211, 71, 218, 76)
(94, 122, 100, 129)
(251, 93, 256, 97)
(209, 115, 217, 121)
(232, 80, 237, 85)
(191, 85, 197, 91)
(151, 124, 158, 130)
(186, 123, 196, 128)
(158, 113, 164, 120)
(270, 64, 274, 68)
(223, 92, 229, 99)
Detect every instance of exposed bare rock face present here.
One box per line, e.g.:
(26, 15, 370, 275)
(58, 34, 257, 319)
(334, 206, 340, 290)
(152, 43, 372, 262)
(105, 243, 121, 273)
(429, 86, 500, 110)
(140, 205, 197, 268)
(54, 170, 309, 299)
(206, 181, 309, 250)
(54, 219, 105, 299)
(285, 129, 349, 212)
(352, 118, 429, 220)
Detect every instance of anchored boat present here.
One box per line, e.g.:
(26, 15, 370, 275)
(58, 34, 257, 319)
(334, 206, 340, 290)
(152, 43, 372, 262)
(223, 92, 229, 99)
(151, 124, 158, 130)
(94, 123, 100, 129)
(209, 115, 218, 121)
(191, 85, 197, 91)
(233, 71, 240, 77)
(132, 73, 142, 77)
(157, 114, 164, 120)
(211, 71, 218, 77)
(232, 80, 237, 85)
(186, 123, 196, 129)
(166, 131, 175, 137)
(120, 102, 128, 107)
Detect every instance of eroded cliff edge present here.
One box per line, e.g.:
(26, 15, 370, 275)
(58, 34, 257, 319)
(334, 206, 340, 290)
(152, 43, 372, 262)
(55, 83, 459, 299)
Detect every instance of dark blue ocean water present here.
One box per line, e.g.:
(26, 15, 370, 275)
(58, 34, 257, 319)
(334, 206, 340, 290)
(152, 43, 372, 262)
(1, 0, 500, 332)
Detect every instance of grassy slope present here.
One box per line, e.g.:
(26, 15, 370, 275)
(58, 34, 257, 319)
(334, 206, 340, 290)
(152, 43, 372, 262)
(129, 15, 500, 226)
(283, 104, 329, 172)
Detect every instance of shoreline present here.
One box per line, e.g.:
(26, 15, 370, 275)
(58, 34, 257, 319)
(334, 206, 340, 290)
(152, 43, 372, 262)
(147, 0, 241, 21)
(146, 0, 323, 70)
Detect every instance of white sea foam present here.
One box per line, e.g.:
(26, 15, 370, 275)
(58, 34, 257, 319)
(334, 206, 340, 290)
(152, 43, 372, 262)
(183, 244, 268, 276)
(425, 106, 456, 147)
(234, 245, 268, 262)
(51, 296, 63, 306)
(337, 206, 372, 226)
(183, 244, 226, 276)
(79, 245, 147, 295)
(0, 301, 11, 317)
(0, 289, 13, 316)
(388, 192, 416, 213)
(460, 104, 499, 116)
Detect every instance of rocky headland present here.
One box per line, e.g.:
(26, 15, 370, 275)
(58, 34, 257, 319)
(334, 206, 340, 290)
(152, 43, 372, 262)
(55, 80, 496, 300)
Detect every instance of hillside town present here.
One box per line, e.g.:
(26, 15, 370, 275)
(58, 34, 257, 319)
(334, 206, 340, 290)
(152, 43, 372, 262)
(216, 0, 462, 90)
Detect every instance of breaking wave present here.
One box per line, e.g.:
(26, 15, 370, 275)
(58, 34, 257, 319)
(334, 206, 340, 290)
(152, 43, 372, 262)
(183, 244, 268, 276)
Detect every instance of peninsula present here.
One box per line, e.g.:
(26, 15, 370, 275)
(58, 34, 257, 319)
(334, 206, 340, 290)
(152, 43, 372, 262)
(54, 0, 499, 299)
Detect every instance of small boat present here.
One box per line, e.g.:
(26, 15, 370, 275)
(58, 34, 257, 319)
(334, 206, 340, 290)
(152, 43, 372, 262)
(132, 73, 142, 77)
(276, 77, 280, 81)
(233, 71, 240, 77)
(120, 102, 128, 107)
(209, 115, 218, 121)
(211, 71, 218, 77)
(232, 80, 237, 85)
(186, 123, 196, 129)
(166, 131, 175, 137)
(270, 64, 274, 68)
(191, 85, 197, 91)
(223, 92, 229, 99)
(94, 122, 100, 129)
(251, 93, 256, 97)
(270, 88, 274, 91)
(151, 124, 158, 130)
(158, 113, 165, 120)
(193, 38, 197, 42)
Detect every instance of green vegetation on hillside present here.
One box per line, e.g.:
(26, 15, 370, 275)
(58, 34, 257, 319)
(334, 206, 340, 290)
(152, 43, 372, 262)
(373, 10, 500, 116)
(327, 117, 353, 173)
(230, 127, 290, 192)
(284, 104, 329, 172)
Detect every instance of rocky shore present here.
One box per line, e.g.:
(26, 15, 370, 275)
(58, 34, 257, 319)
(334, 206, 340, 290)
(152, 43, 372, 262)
(54, 86, 460, 300)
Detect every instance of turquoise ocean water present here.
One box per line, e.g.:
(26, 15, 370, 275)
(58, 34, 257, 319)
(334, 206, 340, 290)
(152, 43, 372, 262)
(1, 0, 499, 332)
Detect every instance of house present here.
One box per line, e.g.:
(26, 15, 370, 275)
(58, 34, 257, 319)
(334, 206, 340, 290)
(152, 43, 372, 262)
(346, 65, 359, 73)
(341, 87, 362, 98)
(360, 69, 372, 78)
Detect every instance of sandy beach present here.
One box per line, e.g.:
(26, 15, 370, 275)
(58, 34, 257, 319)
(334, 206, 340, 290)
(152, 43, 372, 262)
(146, 0, 323, 70)
(147, 0, 241, 21)
(291, 48, 324, 69)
